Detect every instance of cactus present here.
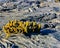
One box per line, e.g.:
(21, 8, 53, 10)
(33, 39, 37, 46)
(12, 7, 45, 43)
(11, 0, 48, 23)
(3, 20, 41, 39)
(55, 0, 60, 2)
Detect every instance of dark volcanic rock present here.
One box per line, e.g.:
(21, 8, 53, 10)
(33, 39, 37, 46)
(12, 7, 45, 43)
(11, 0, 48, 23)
(42, 13, 57, 22)
(36, 1, 40, 4)
(53, 7, 60, 12)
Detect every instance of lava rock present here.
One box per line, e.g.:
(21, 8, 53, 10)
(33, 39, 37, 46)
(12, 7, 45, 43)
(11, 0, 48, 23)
(36, 1, 40, 4)
(49, 13, 57, 19)
(20, 19, 26, 21)
(2, 2, 17, 10)
(29, 1, 35, 5)
(37, 4, 40, 8)
(49, 24, 56, 28)
(0, 6, 3, 10)
(53, 7, 59, 12)
(51, 13, 57, 18)
(43, 23, 49, 28)
(42, 13, 57, 22)
(55, 24, 60, 30)
(12, 44, 19, 48)
(0, 43, 6, 48)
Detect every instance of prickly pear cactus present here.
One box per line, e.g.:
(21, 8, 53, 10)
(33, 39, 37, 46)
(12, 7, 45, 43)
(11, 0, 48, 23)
(3, 20, 41, 39)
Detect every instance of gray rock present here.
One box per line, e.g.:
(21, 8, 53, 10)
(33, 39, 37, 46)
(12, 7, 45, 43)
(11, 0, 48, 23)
(2, 2, 17, 10)
(0, 6, 3, 10)
(53, 7, 60, 12)
(42, 13, 57, 22)
(55, 24, 60, 31)
(50, 13, 57, 19)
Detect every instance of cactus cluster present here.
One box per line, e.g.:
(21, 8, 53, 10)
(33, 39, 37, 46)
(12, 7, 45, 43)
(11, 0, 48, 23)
(3, 20, 41, 38)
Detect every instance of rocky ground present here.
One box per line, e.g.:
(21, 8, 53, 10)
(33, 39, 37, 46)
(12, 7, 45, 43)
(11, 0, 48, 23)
(0, 0, 60, 48)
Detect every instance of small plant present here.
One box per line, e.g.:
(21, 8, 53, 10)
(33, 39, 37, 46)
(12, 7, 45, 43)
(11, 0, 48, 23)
(3, 20, 41, 39)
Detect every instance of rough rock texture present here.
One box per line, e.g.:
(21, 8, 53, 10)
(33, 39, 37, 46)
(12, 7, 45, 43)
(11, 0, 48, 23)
(0, 0, 60, 48)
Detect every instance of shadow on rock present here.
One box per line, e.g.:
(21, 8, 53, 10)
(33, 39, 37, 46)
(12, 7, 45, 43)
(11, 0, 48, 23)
(24, 29, 56, 38)
(52, 31, 60, 41)
(24, 31, 40, 38)
(40, 29, 56, 35)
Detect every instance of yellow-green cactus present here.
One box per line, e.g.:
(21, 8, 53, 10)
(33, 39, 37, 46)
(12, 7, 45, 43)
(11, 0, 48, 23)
(3, 20, 41, 39)
(55, 0, 60, 2)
